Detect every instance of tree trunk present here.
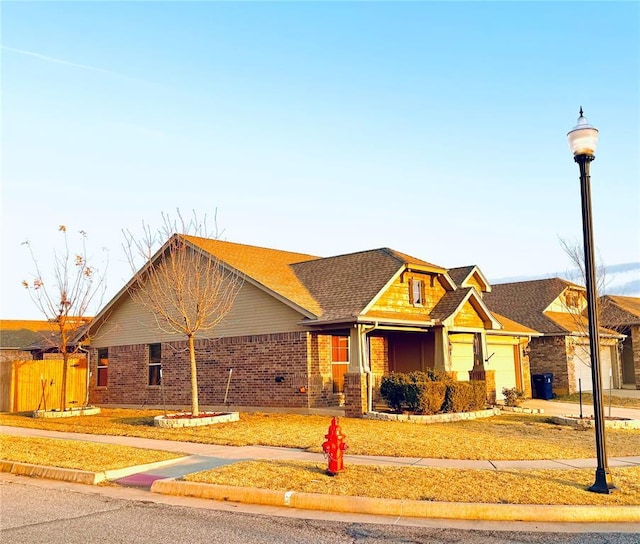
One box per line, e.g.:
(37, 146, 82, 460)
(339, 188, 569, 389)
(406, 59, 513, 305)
(188, 334, 199, 417)
(60, 353, 68, 412)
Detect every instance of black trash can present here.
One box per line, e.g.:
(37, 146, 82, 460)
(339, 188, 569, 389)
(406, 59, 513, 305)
(532, 373, 553, 400)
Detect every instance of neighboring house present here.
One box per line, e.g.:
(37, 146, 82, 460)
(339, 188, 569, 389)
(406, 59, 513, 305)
(599, 295, 640, 389)
(0, 319, 92, 412)
(0, 319, 59, 362)
(484, 278, 624, 396)
(87, 236, 538, 416)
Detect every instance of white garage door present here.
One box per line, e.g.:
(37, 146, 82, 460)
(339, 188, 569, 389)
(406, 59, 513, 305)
(486, 344, 517, 401)
(450, 340, 473, 382)
(573, 344, 613, 391)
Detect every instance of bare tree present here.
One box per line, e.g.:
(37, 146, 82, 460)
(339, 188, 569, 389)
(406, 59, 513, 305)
(558, 237, 625, 386)
(22, 226, 107, 411)
(122, 210, 242, 417)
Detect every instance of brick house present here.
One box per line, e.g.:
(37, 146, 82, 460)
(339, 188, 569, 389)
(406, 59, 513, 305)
(87, 236, 537, 416)
(599, 295, 640, 389)
(484, 278, 624, 396)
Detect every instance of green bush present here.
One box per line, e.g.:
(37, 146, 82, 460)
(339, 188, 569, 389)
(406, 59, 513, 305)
(379, 373, 410, 412)
(403, 372, 447, 414)
(502, 387, 525, 407)
(380, 371, 475, 414)
(443, 380, 487, 413)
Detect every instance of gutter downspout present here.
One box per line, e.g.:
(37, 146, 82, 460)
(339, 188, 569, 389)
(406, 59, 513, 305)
(359, 322, 379, 413)
(78, 345, 90, 407)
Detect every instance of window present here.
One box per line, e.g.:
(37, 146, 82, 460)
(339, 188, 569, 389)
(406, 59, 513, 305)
(331, 336, 349, 393)
(149, 343, 162, 386)
(565, 290, 580, 309)
(97, 348, 108, 387)
(410, 278, 424, 306)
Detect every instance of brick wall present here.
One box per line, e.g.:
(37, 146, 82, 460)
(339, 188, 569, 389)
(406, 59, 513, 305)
(89, 331, 339, 409)
(632, 326, 640, 389)
(529, 336, 571, 395)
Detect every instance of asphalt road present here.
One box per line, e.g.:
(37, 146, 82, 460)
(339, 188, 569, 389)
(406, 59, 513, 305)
(2, 474, 639, 544)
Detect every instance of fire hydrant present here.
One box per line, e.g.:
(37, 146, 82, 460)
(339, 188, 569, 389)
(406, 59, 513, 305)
(322, 417, 348, 476)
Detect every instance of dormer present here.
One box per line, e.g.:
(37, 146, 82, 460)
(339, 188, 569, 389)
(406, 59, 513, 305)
(447, 265, 492, 296)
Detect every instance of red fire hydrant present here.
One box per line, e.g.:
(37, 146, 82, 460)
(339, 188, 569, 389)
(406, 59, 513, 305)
(322, 417, 348, 476)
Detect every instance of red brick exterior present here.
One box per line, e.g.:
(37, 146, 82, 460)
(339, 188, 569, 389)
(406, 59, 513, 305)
(469, 368, 496, 404)
(89, 332, 344, 409)
(344, 372, 367, 417)
(528, 336, 571, 395)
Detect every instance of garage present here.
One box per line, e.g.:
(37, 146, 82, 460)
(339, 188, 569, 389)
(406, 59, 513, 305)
(449, 335, 474, 382)
(573, 343, 613, 391)
(486, 343, 518, 401)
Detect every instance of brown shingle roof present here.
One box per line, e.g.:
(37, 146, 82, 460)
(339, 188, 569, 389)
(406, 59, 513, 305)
(291, 248, 416, 321)
(185, 238, 449, 322)
(490, 312, 539, 335)
(447, 266, 476, 287)
(430, 288, 473, 322)
(600, 295, 640, 326)
(484, 278, 584, 334)
(183, 235, 323, 316)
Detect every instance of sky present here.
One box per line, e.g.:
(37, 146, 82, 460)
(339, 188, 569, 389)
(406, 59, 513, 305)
(1, 1, 639, 320)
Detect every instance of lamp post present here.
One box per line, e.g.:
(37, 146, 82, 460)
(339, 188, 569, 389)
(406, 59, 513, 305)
(567, 107, 615, 493)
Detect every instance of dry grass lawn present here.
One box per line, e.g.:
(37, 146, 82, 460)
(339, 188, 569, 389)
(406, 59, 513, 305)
(1, 409, 638, 460)
(0, 434, 183, 472)
(185, 460, 640, 506)
(554, 393, 640, 409)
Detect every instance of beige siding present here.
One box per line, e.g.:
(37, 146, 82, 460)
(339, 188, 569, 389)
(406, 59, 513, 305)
(546, 291, 587, 313)
(453, 300, 485, 328)
(92, 281, 310, 348)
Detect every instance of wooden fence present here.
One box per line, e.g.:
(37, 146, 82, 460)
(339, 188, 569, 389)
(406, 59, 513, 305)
(0, 358, 88, 412)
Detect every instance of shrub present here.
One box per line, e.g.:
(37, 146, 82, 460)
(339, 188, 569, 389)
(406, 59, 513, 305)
(403, 372, 447, 414)
(379, 373, 410, 412)
(502, 387, 525, 407)
(443, 381, 487, 413)
(380, 372, 486, 414)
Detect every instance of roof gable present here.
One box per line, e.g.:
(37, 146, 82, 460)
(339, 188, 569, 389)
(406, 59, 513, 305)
(484, 278, 618, 335)
(431, 288, 501, 329)
(181, 235, 324, 317)
(291, 248, 439, 322)
(448, 265, 492, 293)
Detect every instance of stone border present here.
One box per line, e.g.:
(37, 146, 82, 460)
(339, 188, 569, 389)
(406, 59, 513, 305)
(363, 408, 500, 424)
(498, 405, 545, 415)
(551, 415, 640, 430)
(33, 406, 101, 419)
(154, 411, 240, 428)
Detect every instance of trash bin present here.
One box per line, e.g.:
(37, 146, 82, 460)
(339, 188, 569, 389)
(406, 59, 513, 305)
(532, 373, 553, 400)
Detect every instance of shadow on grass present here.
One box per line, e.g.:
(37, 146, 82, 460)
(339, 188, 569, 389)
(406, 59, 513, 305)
(111, 416, 156, 427)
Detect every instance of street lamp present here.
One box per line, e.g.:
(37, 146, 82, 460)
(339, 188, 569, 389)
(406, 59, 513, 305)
(567, 107, 616, 494)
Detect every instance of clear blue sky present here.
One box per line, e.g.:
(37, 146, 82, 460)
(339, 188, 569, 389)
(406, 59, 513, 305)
(2, 1, 639, 319)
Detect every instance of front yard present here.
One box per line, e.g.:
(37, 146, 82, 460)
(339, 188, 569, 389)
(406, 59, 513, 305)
(1, 408, 639, 460)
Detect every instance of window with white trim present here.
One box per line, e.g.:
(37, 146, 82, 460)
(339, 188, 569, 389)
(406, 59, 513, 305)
(410, 278, 424, 306)
(97, 348, 108, 387)
(331, 336, 349, 394)
(148, 343, 162, 386)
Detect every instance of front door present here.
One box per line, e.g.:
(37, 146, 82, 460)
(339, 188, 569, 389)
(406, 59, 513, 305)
(388, 332, 434, 374)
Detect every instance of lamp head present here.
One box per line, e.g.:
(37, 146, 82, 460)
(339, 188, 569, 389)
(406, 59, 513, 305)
(567, 107, 599, 158)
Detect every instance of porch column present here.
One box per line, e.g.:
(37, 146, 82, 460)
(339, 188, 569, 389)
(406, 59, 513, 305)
(468, 332, 496, 404)
(344, 325, 367, 417)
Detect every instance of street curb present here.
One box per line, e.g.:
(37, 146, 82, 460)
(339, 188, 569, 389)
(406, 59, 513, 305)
(150, 478, 640, 523)
(0, 457, 191, 485)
